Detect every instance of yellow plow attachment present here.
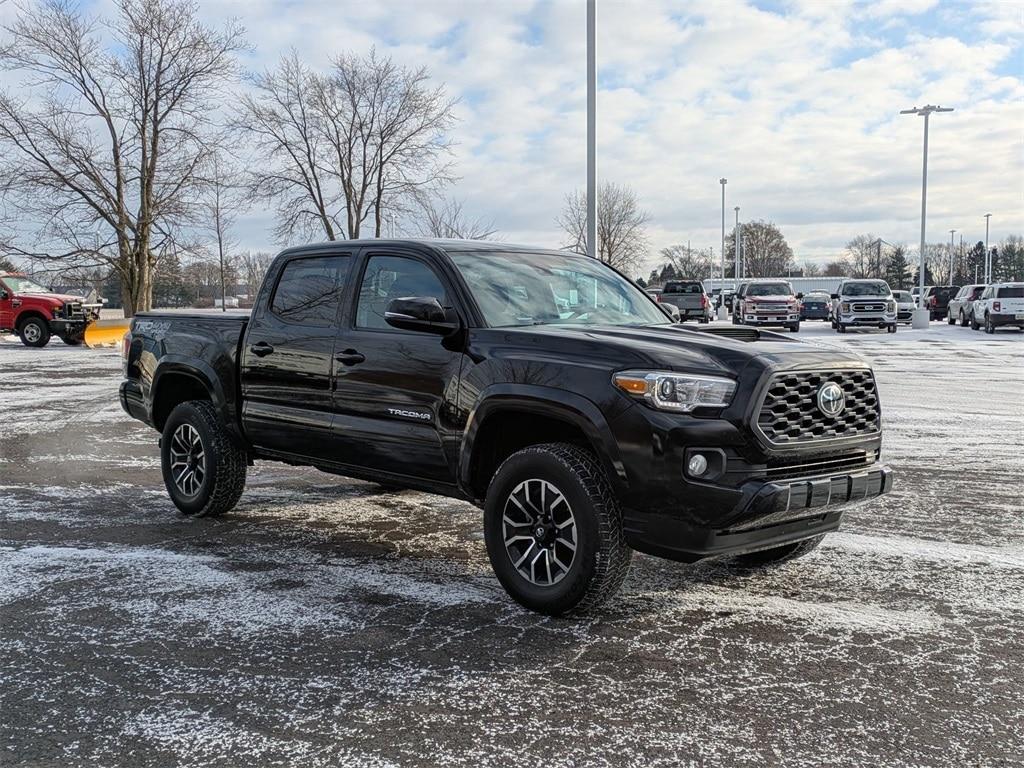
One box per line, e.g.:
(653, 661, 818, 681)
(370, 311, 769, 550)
(84, 319, 130, 348)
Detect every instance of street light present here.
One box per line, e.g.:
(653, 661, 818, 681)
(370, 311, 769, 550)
(734, 206, 741, 280)
(984, 213, 992, 282)
(719, 178, 727, 282)
(949, 228, 956, 284)
(586, 0, 597, 260)
(901, 104, 954, 329)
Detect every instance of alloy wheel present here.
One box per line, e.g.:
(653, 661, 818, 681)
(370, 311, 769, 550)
(502, 478, 577, 587)
(169, 423, 206, 497)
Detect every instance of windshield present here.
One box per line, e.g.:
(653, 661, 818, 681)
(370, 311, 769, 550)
(1, 276, 50, 293)
(747, 282, 792, 296)
(843, 281, 891, 297)
(450, 251, 670, 328)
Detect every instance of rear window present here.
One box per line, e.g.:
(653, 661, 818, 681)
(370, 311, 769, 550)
(271, 255, 350, 325)
(663, 281, 703, 294)
(997, 286, 1024, 298)
(933, 287, 958, 301)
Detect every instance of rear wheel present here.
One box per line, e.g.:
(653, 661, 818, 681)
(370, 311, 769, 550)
(161, 400, 247, 517)
(970, 312, 980, 331)
(483, 442, 631, 616)
(734, 535, 824, 567)
(17, 316, 50, 347)
(985, 314, 995, 334)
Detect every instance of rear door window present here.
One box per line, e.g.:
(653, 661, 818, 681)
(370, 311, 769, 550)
(271, 256, 350, 326)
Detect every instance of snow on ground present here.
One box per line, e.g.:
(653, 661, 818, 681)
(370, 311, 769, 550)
(0, 322, 1022, 767)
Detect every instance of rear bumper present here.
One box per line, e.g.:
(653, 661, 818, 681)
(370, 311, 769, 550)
(990, 313, 1024, 326)
(623, 464, 893, 562)
(119, 379, 149, 424)
(800, 308, 829, 319)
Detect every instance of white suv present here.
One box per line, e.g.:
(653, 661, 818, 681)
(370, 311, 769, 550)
(830, 279, 897, 334)
(970, 283, 1024, 333)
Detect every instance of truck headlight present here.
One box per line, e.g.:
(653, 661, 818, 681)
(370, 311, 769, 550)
(887, 301, 896, 312)
(841, 302, 850, 313)
(613, 370, 736, 412)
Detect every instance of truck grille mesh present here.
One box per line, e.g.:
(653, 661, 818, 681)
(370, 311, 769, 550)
(756, 370, 880, 444)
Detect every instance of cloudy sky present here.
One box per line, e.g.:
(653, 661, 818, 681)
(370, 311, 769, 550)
(4, 0, 1022, 275)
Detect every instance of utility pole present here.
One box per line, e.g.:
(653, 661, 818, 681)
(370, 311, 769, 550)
(901, 104, 954, 328)
(586, 0, 597, 260)
(984, 213, 992, 282)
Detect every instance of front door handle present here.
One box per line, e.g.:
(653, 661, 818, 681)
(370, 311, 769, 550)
(335, 349, 365, 366)
(250, 342, 274, 357)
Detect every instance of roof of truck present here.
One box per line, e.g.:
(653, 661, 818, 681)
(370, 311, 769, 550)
(276, 238, 565, 258)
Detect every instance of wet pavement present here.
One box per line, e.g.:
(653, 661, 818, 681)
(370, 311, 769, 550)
(1, 322, 1022, 767)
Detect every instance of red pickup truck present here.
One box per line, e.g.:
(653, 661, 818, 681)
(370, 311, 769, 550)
(0, 272, 103, 347)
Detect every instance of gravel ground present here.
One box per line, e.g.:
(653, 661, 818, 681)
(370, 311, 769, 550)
(1, 321, 1022, 767)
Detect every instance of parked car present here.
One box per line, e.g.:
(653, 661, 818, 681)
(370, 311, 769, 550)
(645, 289, 681, 321)
(659, 280, 711, 323)
(119, 239, 892, 615)
(799, 291, 831, 321)
(890, 290, 915, 324)
(911, 286, 921, 306)
(0, 272, 103, 347)
(730, 282, 749, 321)
(970, 282, 1024, 333)
(947, 284, 986, 326)
(919, 285, 959, 321)
(830, 279, 897, 334)
(733, 280, 801, 332)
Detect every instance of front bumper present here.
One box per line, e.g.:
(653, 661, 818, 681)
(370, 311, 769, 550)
(624, 463, 892, 562)
(743, 312, 800, 325)
(838, 312, 896, 327)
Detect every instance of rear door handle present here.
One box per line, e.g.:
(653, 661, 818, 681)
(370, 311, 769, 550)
(335, 349, 365, 366)
(250, 342, 274, 357)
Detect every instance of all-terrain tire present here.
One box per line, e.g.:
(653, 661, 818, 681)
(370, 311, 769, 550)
(161, 400, 247, 517)
(18, 316, 50, 347)
(483, 442, 632, 616)
(734, 534, 825, 567)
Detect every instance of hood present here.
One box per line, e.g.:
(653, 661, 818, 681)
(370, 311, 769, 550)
(483, 323, 867, 379)
(16, 291, 85, 304)
(744, 294, 796, 301)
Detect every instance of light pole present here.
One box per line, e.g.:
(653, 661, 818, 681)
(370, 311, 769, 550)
(949, 228, 956, 284)
(734, 206, 741, 280)
(984, 213, 992, 282)
(586, 0, 597, 259)
(901, 104, 953, 328)
(718, 178, 727, 319)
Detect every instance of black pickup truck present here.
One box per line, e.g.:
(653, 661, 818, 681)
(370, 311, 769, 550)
(121, 239, 892, 615)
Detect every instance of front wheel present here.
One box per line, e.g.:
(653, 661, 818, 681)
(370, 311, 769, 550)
(483, 443, 632, 616)
(788, 322, 800, 333)
(959, 310, 968, 327)
(18, 316, 50, 347)
(161, 400, 247, 517)
(887, 324, 897, 334)
(734, 535, 825, 567)
(836, 324, 847, 334)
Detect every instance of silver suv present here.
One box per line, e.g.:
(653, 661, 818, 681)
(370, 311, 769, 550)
(830, 279, 897, 334)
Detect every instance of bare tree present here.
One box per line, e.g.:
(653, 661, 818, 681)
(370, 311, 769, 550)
(844, 234, 883, 278)
(558, 182, 649, 274)
(0, 0, 246, 316)
(238, 250, 274, 299)
(201, 153, 247, 310)
(725, 220, 794, 277)
(659, 244, 713, 280)
(415, 196, 497, 240)
(237, 48, 456, 243)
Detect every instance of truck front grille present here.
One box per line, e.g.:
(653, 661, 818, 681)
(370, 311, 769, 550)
(755, 369, 880, 445)
(851, 302, 887, 312)
(764, 450, 878, 481)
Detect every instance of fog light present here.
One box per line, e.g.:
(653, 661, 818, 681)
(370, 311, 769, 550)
(688, 454, 708, 477)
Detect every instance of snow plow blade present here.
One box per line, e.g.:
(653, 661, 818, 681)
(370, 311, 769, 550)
(84, 319, 130, 348)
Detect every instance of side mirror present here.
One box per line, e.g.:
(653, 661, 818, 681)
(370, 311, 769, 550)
(0, 290, 8, 301)
(830, 293, 840, 300)
(385, 296, 459, 335)
(795, 293, 804, 299)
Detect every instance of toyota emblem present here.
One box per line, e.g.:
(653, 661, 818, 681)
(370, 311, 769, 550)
(817, 381, 846, 418)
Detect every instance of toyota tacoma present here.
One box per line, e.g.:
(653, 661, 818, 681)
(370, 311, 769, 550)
(120, 240, 892, 615)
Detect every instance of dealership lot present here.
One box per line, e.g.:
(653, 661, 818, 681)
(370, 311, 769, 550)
(1, 323, 1022, 767)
